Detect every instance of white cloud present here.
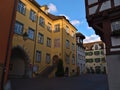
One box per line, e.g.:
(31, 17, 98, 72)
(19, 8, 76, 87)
(83, 34, 101, 43)
(59, 14, 70, 20)
(87, 26, 92, 29)
(48, 3, 57, 13)
(71, 20, 81, 26)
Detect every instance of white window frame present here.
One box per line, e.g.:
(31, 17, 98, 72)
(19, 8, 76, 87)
(47, 22, 52, 31)
(66, 25, 69, 34)
(47, 37, 51, 47)
(39, 16, 45, 27)
(36, 51, 41, 62)
(38, 33, 44, 44)
(28, 28, 34, 40)
(46, 53, 51, 64)
(30, 10, 36, 21)
(17, 0, 26, 15)
(66, 40, 70, 48)
(14, 21, 23, 35)
(54, 24, 60, 32)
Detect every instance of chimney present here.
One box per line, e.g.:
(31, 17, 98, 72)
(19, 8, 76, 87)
(40, 5, 49, 14)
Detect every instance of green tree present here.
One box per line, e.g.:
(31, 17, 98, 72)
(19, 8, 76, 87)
(55, 59, 64, 77)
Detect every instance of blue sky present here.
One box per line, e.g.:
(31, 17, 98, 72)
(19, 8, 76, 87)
(36, 0, 100, 43)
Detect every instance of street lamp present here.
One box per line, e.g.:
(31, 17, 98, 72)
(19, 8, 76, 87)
(23, 32, 28, 41)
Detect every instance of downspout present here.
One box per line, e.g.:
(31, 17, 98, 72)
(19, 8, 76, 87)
(32, 10, 39, 77)
(62, 19, 64, 69)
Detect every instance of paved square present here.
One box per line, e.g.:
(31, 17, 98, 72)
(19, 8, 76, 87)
(10, 74, 109, 90)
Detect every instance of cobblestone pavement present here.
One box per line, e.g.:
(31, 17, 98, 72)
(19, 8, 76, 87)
(10, 74, 109, 90)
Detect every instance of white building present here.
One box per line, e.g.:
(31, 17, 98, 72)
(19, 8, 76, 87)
(76, 32, 86, 75)
(84, 41, 107, 74)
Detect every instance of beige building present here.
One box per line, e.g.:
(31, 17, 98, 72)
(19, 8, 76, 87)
(9, 0, 77, 78)
(84, 41, 107, 74)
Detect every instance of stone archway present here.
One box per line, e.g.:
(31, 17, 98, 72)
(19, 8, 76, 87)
(9, 46, 30, 78)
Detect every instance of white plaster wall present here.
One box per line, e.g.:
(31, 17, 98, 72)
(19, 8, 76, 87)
(107, 54, 120, 90)
(100, 1, 111, 11)
(111, 37, 120, 46)
(114, 0, 120, 6)
(88, 0, 98, 5)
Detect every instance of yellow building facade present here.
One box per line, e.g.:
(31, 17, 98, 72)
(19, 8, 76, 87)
(9, 0, 77, 78)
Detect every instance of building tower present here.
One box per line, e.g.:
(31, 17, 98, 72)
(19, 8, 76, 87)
(76, 32, 86, 75)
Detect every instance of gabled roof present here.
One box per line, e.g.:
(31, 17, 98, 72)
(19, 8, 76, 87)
(48, 13, 77, 31)
(83, 41, 104, 51)
(28, 0, 77, 31)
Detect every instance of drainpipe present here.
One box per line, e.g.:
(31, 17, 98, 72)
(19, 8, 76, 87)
(32, 11, 39, 77)
(62, 19, 64, 68)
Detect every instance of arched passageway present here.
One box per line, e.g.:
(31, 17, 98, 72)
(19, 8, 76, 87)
(9, 46, 30, 78)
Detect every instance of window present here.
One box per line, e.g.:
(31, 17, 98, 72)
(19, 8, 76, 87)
(46, 53, 51, 64)
(17, 0, 26, 15)
(28, 28, 34, 40)
(54, 24, 60, 32)
(47, 37, 51, 47)
(39, 16, 45, 27)
(66, 55, 70, 64)
(47, 22, 52, 32)
(54, 38, 60, 48)
(14, 21, 23, 35)
(72, 43, 75, 51)
(94, 51, 100, 55)
(66, 26, 69, 34)
(36, 51, 41, 62)
(66, 40, 70, 48)
(30, 10, 36, 21)
(86, 59, 89, 62)
(95, 45, 98, 50)
(79, 39, 83, 44)
(72, 55, 75, 64)
(95, 58, 100, 63)
(111, 20, 120, 31)
(38, 33, 44, 44)
(72, 31, 74, 37)
(86, 52, 93, 56)
(86, 59, 93, 63)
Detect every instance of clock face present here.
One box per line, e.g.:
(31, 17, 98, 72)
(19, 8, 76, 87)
(88, 0, 111, 15)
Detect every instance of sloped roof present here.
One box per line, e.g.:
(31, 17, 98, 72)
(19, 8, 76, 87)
(83, 41, 104, 51)
(29, 0, 41, 9)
